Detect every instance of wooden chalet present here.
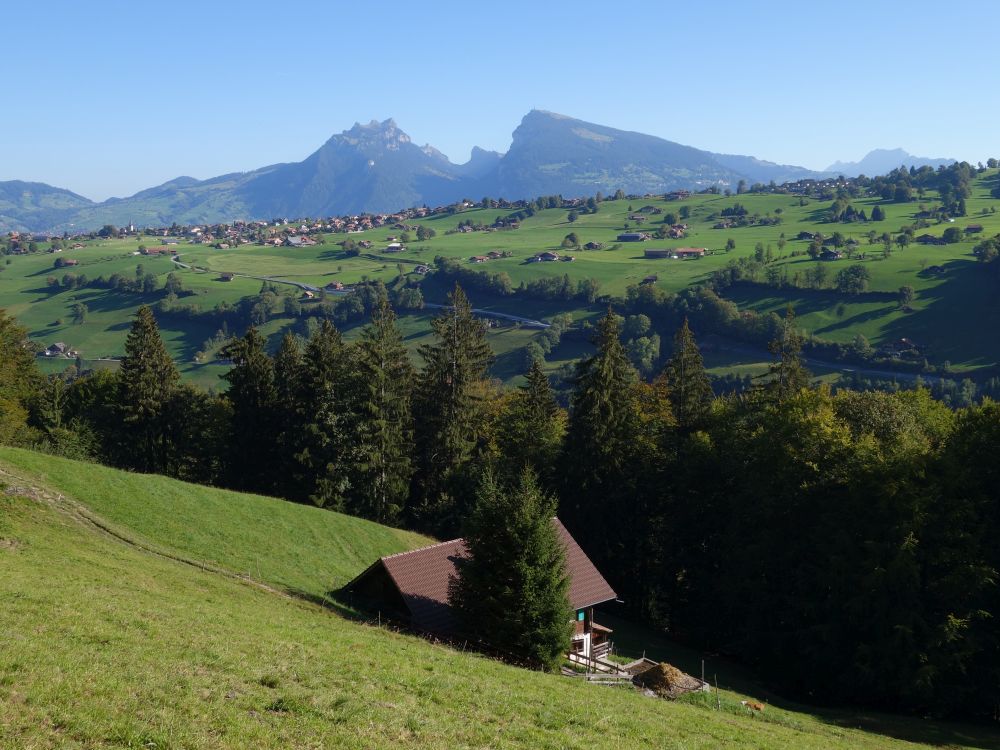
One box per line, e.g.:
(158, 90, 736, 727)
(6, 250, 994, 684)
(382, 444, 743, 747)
(673, 247, 706, 258)
(342, 518, 618, 662)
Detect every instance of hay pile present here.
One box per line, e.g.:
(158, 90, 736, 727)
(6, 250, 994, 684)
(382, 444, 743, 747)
(633, 662, 706, 699)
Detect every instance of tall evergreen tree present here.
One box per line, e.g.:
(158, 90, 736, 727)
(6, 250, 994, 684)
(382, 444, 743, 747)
(660, 318, 713, 429)
(450, 469, 571, 670)
(296, 320, 352, 508)
(161, 382, 230, 484)
(116, 305, 179, 472)
(765, 306, 811, 400)
(495, 359, 564, 489)
(272, 332, 305, 501)
(560, 310, 641, 572)
(350, 293, 414, 524)
(0, 307, 41, 444)
(220, 327, 278, 493)
(412, 283, 494, 534)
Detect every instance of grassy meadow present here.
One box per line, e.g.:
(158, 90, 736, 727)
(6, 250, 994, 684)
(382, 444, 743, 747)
(3, 447, 1000, 749)
(3, 169, 1000, 384)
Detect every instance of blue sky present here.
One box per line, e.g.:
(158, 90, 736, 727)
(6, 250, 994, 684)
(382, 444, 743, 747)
(5, 0, 998, 200)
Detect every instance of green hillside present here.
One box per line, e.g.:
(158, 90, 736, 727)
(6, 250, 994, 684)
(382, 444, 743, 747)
(4, 169, 1000, 386)
(0, 447, 429, 597)
(2, 448, 1000, 748)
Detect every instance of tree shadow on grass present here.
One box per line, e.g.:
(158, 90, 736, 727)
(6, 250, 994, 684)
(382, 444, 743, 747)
(491, 348, 528, 382)
(290, 588, 369, 622)
(879, 260, 1000, 370)
(813, 304, 898, 336)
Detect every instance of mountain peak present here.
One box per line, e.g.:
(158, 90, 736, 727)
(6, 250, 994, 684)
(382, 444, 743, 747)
(825, 148, 954, 176)
(348, 117, 399, 132)
(521, 109, 574, 126)
(335, 118, 412, 151)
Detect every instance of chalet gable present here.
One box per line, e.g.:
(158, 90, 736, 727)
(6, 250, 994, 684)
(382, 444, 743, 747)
(342, 518, 617, 635)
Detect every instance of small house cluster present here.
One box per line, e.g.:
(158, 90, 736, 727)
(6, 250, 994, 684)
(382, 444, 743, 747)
(527, 251, 574, 263)
(43, 342, 79, 358)
(470, 250, 512, 263)
(644, 247, 706, 259)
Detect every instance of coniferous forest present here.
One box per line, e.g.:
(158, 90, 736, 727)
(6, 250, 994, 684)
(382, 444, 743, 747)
(2, 283, 999, 719)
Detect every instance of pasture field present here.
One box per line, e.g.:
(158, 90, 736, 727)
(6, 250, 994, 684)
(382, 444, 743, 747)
(3, 170, 999, 382)
(3, 447, 999, 749)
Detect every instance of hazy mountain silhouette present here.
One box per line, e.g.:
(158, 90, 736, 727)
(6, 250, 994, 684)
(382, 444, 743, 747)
(1, 113, 849, 232)
(826, 148, 954, 177)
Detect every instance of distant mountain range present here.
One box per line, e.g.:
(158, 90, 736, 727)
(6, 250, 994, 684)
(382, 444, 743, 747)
(0, 112, 955, 233)
(825, 148, 955, 177)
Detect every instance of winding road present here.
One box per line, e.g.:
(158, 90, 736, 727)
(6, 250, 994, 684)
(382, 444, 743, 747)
(171, 255, 550, 328)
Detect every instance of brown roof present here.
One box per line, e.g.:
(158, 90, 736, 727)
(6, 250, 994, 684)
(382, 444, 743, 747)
(347, 518, 617, 634)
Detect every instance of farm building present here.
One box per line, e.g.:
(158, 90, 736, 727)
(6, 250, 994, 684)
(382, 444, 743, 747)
(644, 248, 673, 259)
(342, 518, 618, 662)
(219, 272, 235, 282)
(384, 242, 406, 253)
(617, 232, 647, 242)
(325, 281, 345, 291)
(644, 247, 706, 259)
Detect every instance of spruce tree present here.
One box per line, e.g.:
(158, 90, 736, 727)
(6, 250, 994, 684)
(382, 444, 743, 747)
(297, 320, 352, 508)
(272, 332, 305, 500)
(0, 308, 41, 444)
(160, 381, 229, 484)
(496, 359, 563, 488)
(351, 292, 414, 524)
(412, 283, 494, 534)
(661, 318, 713, 429)
(765, 306, 812, 400)
(220, 327, 278, 493)
(117, 305, 179, 472)
(560, 309, 640, 568)
(450, 469, 571, 670)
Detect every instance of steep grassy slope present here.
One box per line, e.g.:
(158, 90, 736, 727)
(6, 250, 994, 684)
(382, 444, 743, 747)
(0, 447, 428, 597)
(2, 449, 1000, 748)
